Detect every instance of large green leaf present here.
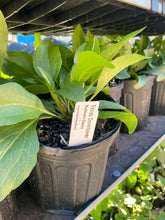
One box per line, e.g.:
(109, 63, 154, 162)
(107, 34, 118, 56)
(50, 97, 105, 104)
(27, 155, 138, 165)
(72, 24, 85, 53)
(0, 119, 39, 201)
(70, 51, 115, 83)
(59, 45, 73, 71)
(55, 81, 85, 102)
(2, 51, 39, 84)
(33, 40, 62, 82)
(90, 54, 147, 100)
(0, 11, 8, 62)
(0, 82, 54, 126)
(101, 27, 145, 61)
(98, 111, 137, 134)
(74, 42, 91, 63)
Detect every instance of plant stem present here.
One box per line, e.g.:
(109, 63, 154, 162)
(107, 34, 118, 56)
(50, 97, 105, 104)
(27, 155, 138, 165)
(50, 91, 67, 118)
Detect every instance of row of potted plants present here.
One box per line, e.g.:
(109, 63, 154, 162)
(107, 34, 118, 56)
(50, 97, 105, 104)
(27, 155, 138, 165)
(0, 10, 164, 217)
(101, 34, 165, 132)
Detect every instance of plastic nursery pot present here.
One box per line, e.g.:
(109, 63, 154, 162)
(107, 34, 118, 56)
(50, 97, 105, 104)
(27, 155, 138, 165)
(120, 75, 155, 131)
(149, 79, 165, 115)
(29, 120, 120, 214)
(109, 82, 124, 104)
(0, 192, 17, 220)
(108, 82, 124, 157)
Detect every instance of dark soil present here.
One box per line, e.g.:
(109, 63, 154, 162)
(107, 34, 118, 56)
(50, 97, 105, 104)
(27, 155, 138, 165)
(37, 118, 116, 148)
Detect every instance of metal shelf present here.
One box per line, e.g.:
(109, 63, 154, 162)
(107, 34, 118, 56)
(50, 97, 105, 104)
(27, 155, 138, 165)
(1, 0, 165, 35)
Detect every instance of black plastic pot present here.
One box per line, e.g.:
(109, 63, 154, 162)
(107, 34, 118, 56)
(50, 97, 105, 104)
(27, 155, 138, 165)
(30, 120, 120, 214)
(120, 75, 155, 131)
(0, 192, 17, 220)
(149, 79, 165, 115)
(108, 82, 124, 157)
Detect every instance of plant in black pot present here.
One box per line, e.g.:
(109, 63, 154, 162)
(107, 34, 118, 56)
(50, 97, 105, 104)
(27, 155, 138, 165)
(0, 22, 148, 214)
(144, 35, 165, 115)
(120, 35, 156, 131)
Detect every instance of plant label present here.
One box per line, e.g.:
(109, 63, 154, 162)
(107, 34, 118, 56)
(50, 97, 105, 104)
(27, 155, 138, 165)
(69, 101, 99, 146)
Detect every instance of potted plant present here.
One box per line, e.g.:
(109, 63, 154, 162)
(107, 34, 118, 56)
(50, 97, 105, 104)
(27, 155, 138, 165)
(120, 35, 155, 131)
(0, 20, 148, 213)
(146, 35, 165, 115)
(97, 35, 130, 155)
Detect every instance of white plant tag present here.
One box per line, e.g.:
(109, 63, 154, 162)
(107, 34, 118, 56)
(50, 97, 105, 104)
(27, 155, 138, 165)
(69, 101, 99, 146)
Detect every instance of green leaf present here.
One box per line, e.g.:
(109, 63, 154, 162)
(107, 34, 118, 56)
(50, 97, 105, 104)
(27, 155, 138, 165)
(72, 24, 85, 53)
(131, 74, 147, 89)
(33, 39, 62, 82)
(58, 67, 70, 88)
(59, 45, 73, 71)
(0, 77, 9, 85)
(86, 29, 94, 48)
(132, 59, 148, 72)
(141, 201, 152, 209)
(0, 120, 39, 201)
(25, 84, 49, 94)
(99, 100, 127, 111)
(157, 211, 165, 220)
(144, 49, 155, 57)
(126, 171, 138, 188)
(92, 36, 100, 54)
(135, 216, 146, 220)
(74, 42, 91, 63)
(56, 81, 85, 102)
(2, 51, 39, 84)
(98, 110, 137, 134)
(119, 42, 132, 56)
(34, 33, 42, 50)
(115, 213, 125, 220)
(156, 72, 165, 82)
(91, 54, 147, 100)
(70, 51, 115, 83)
(0, 10, 8, 62)
(143, 64, 165, 76)
(102, 86, 110, 95)
(0, 82, 53, 126)
(115, 69, 130, 80)
(157, 175, 165, 185)
(101, 27, 146, 61)
(36, 66, 56, 93)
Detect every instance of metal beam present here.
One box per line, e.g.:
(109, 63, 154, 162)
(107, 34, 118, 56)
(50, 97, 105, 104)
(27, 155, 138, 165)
(2, 0, 32, 19)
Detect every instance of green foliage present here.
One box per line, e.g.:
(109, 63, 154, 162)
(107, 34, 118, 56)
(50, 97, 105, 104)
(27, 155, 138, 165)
(34, 33, 42, 50)
(0, 120, 39, 201)
(0, 23, 146, 200)
(86, 142, 165, 220)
